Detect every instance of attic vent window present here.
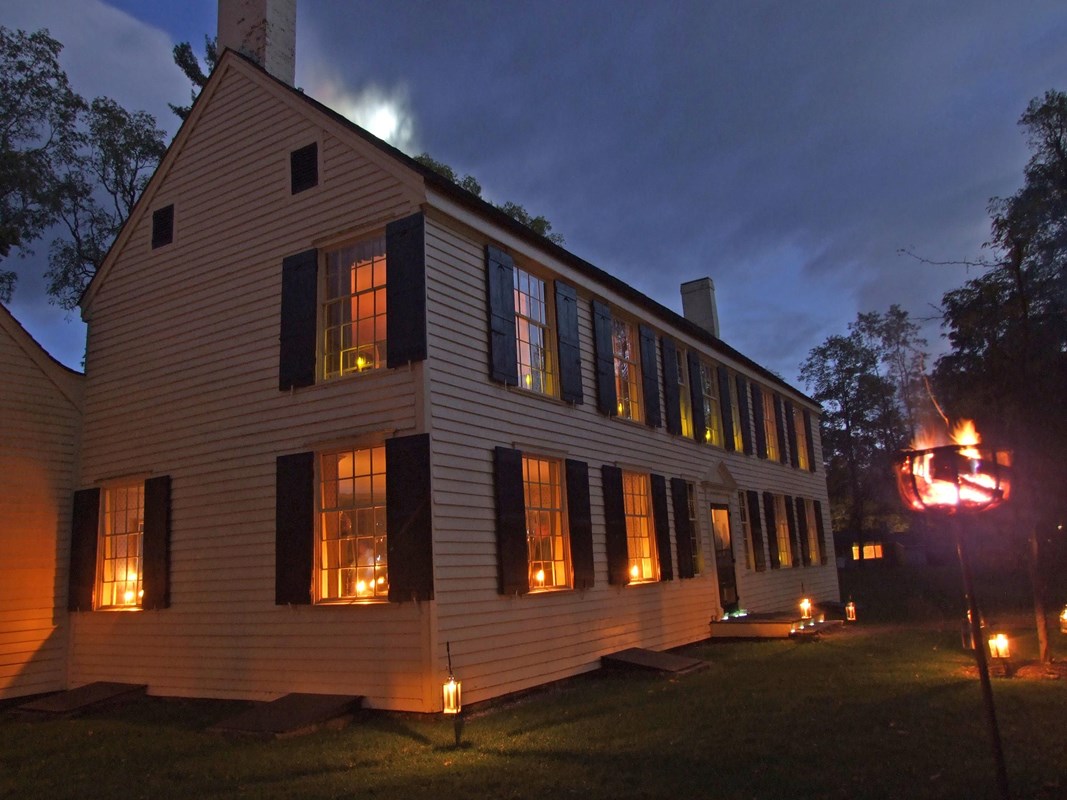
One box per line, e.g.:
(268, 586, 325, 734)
(151, 205, 174, 249)
(290, 143, 319, 194)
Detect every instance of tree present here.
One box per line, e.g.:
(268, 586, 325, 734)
(0, 27, 82, 301)
(933, 90, 1067, 662)
(169, 37, 216, 120)
(414, 153, 564, 245)
(46, 98, 166, 309)
(799, 308, 927, 556)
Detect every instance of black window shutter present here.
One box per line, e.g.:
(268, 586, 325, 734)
(773, 394, 787, 463)
(687, 350, 705, 443)
(784, 494, 800, 567)
(804, 410, 817, 472)
(554, 281, 583, 404)
(746, 489, 766, 572)
(661, 338, 682, 435)
(751, 383, 767, 458)
(639, 325, 661, 428)
(670, 477, 695, 579)
(142, 475, 171, 610)
(275, 452, 314, 605)
(486, 245, 518, 385)
(601, 465, 629, 585)
(736, 374, 753, 455)
(290, 142, 318, 194)
(718, 367, 735, 452)
(69, 488, 100, 611)
(387, 433, 434, 601)
(386, 212, 427, 367)
(814, 500, 828, 564)
(493, 446, 529, 596)
(763, 492, 780, 569)
(785, 400, 799, 468)
(650, 474, 673, 580)
(795, 497, 812, 566)
(151, 205, 174, 249)
(565, 459, 595, 590)
(592, 300, 617, 416)
(278, 248, 318, 390)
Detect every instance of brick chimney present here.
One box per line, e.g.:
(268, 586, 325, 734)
(218, 0, 296, 85)
(680, 277, 720, 339)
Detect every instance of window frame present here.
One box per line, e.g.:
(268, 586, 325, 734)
(320, 233, 388, 381)
(622, 470, 658, 583)
(513, 264, 558, 398)
(699, 361, 723, 447)
(773, 494, 792, 568)
(612, 317, 642, 422)
(794, 406, 810, 470)
(677, 348, 693, 438)
(95, 480, 145, 610)
(763, 391, 780, 462)
(316, 443, 389, 603)
(522, 454, 572, 591)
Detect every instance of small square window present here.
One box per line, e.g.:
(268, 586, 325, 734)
(291, 142, 319, 194)
(151, 205, 174, 249)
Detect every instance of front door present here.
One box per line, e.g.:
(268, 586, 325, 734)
(710, 504, 738, 612)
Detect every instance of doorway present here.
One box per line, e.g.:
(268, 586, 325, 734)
(710, 504, 738, 612)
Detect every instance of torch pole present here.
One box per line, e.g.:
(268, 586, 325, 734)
(952, 516, 1010, 800)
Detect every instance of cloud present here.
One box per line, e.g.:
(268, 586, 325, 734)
(306, 76, 417, 153)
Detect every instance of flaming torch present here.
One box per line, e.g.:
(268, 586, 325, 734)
(894, 419, 1012, 800)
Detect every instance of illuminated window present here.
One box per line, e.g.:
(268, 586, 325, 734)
(763, 392, 780, 461)
(728, 373, 744, 452)
(794, 407, 810, 470)
(514, 267, 555, 395)
(613, 319, 642, 421)
(699, 362, 723, 447)
(677, 349, 693, 438)
(623, 471, 658, 582)
(803, 499, 822, 564)
(319, 445, 388, 601)
(323, 236, 387, 379)
(97, 482, 144, 608)
(738, 491, 755, 570)
(522, 456, 570, 590)
(686, 481, 702, 575)
(852, 543, 884, 560)
(774, 494, 792, 567)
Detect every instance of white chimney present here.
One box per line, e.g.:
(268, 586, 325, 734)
(218, 0, 296, 85)
(680, 277, 720, 339)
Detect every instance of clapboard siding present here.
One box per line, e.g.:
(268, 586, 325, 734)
(72, 61, 432, 710)
(421, 215, 836, 705)
(0, 308, 83, 699)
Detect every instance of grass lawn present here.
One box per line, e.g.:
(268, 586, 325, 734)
(3, 565, 1064, 799)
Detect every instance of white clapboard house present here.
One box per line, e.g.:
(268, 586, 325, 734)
(2, 5, 839, 711)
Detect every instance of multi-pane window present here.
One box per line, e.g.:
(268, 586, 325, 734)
(853, 543, 883, 560)
(774, 494, 792, 567)
(623, 471, 658, 582)
(613, 319, 641, 421)
(323, 236, 387, 379)
(699, 362, 723, 446)
(677, 349, 693, 438)
(729, 373, 744, 452)
(98, 482, 144, 608)
(803, 498, 822, 563)
(763, 391, 780, 461)
(522, 456, 570, 590)
(738, 491, 755, 570)
(686, 481, 702, 575)
(514, 267, 555, 396)
(794, 407, 810, 470)
(319, 446, 388, 601)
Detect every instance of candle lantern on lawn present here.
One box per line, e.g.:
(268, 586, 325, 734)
(1060, 605, 1067, 635)
(845, 600, 857, 622)
(442, 642, 463, 746)
(893, 420, 1012, 800)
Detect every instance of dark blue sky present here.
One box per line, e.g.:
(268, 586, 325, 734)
(3, 0, 1065, 386)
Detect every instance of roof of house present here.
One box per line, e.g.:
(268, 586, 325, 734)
(83, 48, 817, 408)
(0, 303, 84, 408)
